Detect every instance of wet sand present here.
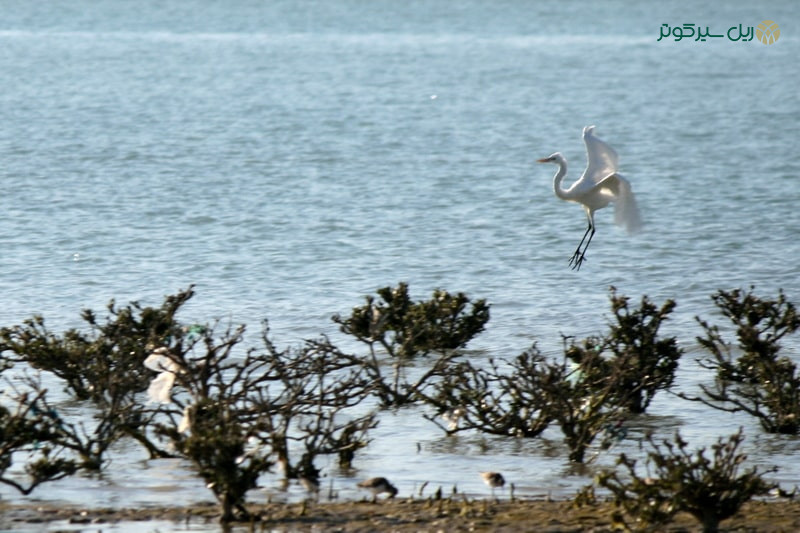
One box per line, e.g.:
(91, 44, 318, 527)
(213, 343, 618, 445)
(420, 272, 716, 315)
(3, 498, 800, 532)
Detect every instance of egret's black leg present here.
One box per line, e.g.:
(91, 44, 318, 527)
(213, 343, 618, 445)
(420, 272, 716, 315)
(572, 226, 596, 271)
(569, 223, 593, 269)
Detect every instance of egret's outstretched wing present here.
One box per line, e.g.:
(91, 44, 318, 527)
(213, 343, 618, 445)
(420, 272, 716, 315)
(582, 125, 619, 184)
(596, 173, 642, 234)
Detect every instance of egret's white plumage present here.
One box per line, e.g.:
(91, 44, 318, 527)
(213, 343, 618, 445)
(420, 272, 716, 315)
(144, 347, 181, 403)
(143, 346, 180, 373)
(146, 371, 176, 403)
(538, 126, 641, 270)
(177, 405, 192, 433)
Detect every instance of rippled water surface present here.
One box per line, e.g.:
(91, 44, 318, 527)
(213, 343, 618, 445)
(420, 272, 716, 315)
(1, 1, 799, 529)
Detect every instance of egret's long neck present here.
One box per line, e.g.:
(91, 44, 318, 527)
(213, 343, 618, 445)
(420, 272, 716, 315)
(552, 159, 570, 200)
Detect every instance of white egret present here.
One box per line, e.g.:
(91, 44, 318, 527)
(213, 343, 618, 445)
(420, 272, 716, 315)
(143, 346, 181, 403)
(538, 126, 641, 270)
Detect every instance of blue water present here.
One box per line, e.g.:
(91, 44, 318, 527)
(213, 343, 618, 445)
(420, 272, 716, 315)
(1, 0, 799, 528)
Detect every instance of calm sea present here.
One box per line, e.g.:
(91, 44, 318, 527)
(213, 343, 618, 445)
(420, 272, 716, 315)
(1, 0, 799, 530)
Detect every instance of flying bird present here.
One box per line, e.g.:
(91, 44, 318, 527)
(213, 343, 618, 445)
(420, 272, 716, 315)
(538, 126, 641, 270)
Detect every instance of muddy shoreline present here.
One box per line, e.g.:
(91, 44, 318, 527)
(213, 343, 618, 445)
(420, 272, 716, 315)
(3, 498, 800, 532)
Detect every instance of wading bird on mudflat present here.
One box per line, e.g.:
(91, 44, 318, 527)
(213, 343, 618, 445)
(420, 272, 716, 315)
(356, 477, 398, 502)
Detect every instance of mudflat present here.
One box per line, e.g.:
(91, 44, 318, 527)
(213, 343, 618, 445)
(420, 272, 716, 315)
(3, 498, 800, 532)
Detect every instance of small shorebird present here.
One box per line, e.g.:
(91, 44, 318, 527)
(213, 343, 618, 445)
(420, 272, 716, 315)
(299, 474, 321, 502)
(480, 471, 505, 497)
(299, 475, 320, 494)
(357, 477, 398, 502)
